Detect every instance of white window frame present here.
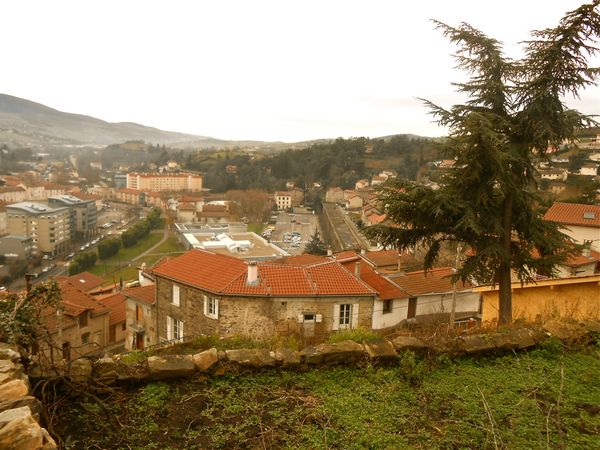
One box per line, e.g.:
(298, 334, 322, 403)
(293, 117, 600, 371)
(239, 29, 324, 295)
(203, 295, 219, 319)
(339, 304, 352, 328)
(172, 284, 180, 306)
(332, 303, 359, 330)
(167, 315, 184, 342)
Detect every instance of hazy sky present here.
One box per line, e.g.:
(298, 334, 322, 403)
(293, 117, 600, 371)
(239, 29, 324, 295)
(2, 0, 598, 142)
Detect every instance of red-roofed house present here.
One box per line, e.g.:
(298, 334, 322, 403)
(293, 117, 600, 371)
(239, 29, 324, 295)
(39, 280, 110, 362)
(543, 202, 600, 251)
(152, 249, 377, 342)
(61, 272, 106, 293)
(386, 268, 481, 325)
(123, 284, 157, 351)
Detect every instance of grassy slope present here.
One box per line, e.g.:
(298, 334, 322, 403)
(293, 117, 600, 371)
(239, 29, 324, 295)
(57, 343, 600, 449)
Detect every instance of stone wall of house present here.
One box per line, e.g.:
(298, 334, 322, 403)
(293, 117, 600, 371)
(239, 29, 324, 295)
(0, 343, 57, 450)
(156, 277, 374, 341)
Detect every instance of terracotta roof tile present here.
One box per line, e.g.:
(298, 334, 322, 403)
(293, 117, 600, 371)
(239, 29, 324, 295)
(152, 249, 375, 297)
(387, 267, 471, 296)
(97, 292, 127, 325)
(123, 284, 156, 305)
(64, 272, 106, 292)
(56, 280, 110, 318)
(340, 261, 409, 300)
(543, 202, 600, 228)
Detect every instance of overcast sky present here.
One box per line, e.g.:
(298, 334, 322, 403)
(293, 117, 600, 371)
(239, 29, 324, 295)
(1, 0, 598, 142)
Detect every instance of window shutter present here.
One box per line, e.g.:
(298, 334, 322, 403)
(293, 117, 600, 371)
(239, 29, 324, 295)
(297, 314, 304, 323)
(166, 316, 172, 340)
(352, 303, 359, 328)
(180, 321, 184, 340)
(203, 295, 208, 316)
(214, 298, 219, 319)
(332, 305, 340, 330)
(315, 314, 323, 323)
(172, 285, 180, 306)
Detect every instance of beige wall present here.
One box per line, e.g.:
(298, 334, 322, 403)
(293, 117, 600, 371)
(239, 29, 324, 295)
(7, 209, 70, 255)
(480, 279, 600, 323)
(126, 298, 157, 351)
(156, 277, 374, 341)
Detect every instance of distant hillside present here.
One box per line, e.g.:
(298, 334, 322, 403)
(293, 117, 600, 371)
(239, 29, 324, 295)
(0, 94, 208, 147)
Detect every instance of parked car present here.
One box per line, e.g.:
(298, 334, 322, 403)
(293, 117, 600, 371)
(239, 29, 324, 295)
(65, 253, 75, 260)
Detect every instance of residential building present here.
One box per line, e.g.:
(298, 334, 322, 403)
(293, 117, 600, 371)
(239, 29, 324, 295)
(197, 203, 230, 224)
(0, 235, 33, 260)
(386, 268, 481, 325)
(39, 280, 110, 362)
(151, 250, 377, 342)
(97, 291, 127, 352)
(274, 192, 292, 210)
(539, 168, 568, 181)
(355, 179, 369, 190)
(48, 194, 97, 239)
(325, 187, 345, 203)
(59, 272, 106, 293)
(6, 202, 70, 256)
(126, 172, 203, 192)
(543, 202, 600, 251)
(345, 195, 364, 210)
(579, 164, 599, 176)
(177, 202, 197, 223)
(124, 284, 157, 351)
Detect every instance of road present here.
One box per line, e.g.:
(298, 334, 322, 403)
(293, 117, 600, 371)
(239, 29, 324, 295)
(269, 209, 320, 255)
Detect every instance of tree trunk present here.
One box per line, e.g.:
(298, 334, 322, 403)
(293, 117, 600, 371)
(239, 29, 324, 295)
(498, 194, 514, 326)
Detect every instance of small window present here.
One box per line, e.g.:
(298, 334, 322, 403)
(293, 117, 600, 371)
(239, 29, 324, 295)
(109, 325, 116, 343)
(204, 295, 219, 319)
(339, 304, 351, 326)
(81, 332, 90, 344)
(79, 312, 88, 327)
(382, 299, 393, 314)
(122, 322, 127, 331)
(303, 313, 315, 322)
(407, 297, 417, 319)
(172, 285, 180, 306)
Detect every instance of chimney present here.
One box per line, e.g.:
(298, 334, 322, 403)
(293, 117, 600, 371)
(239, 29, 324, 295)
(247, 261, 258, 285)
(355, 261, 361, 278)
(327, 247, 333, 257)
(25, 274, 33, 293)
(360, 248, 366, 256)
(582, 247, 591, 257)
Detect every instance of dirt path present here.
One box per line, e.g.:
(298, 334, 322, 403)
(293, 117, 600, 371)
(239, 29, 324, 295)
(132, 227, 170, 262)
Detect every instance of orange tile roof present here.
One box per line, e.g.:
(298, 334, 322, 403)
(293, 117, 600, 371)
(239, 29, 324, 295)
(563, 250, 600, 267)
(543, 202, 600, 228)
(97, 292, 127, 325)
(64, 272, 106, 292)
(178, 202, 196, 210)
(340, 261, 409, 300)
(57, 280, 110, 318)
(277, 254, 329, 265)
(152, 249, 376, 297)
(362, 250, 399, 267)
(123, 284, 156, 305)
(387, 267, 471, 296)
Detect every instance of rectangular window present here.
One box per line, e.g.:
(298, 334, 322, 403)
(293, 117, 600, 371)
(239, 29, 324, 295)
(79, 312, 88, 327)
(136, 304, 143, 322)
(172, 285, 180, 306)
(383, 299, 393, 314)
(109, 325, 116, 343)
(167, 316, 184, 341)
(204, 295, 219, 319)
(81, 332, 90, 344)
(339, 304, 351, 326)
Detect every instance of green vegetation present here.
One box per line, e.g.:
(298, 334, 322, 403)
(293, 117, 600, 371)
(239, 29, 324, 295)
(68, 251, 97, 275)
(326, 327, 382, 344)
(305, 229, 327, 255)
(121, 209, 162, 248)
(56, 346, 600, 449)
(97, 237, 121, 260)
(366, 3, 600, 325)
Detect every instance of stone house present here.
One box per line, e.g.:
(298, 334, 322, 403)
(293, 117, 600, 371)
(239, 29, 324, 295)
(39, 280, 110, 362)
(177, 202, 197, 223)
(96, 291, 128, 352)
(151, 249, 378, 342)
(123, 284, 157, 351)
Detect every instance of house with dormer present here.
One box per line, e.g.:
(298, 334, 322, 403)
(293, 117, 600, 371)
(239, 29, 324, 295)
(544, 202, 600, 251)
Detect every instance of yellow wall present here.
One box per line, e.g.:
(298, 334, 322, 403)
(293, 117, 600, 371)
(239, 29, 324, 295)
(481, 281, 600, 323)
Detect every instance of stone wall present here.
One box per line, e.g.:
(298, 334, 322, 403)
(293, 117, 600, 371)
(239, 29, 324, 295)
(65, 319, 600, 385)
(0, 343, 56, 450)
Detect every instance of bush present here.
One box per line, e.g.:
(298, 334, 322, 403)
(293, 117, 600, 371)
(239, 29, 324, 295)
(68, 251, 97, 275)
(328, 326, 382, 344)
(97, 238, 121, 259)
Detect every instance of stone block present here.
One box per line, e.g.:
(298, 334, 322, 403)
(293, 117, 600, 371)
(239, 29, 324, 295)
(364, 340, 397, 362)
(301, 341, 366, 365)
(543, 320, 587, 342)
(0, 379, 28, 402)
(458, 335, 495, 354)
(0, 406, 44, 450)
(69, 359, 92, 383)
(147, 355, 195, 380)
(192, 348, 219, 373)
(390, 336, 428, 353)
(273, 348, 301, 367)
(0, 348, 20, 363)
(225, 349, 276, 368)
(94, 357, 117, 381)
(0, 396, 43, 417)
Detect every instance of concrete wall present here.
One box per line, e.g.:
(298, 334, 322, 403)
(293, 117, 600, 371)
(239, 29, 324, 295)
(156, 277, 374, 341)
(481, 279, 600, 323)
(415, 292, 481, 317)
(372, 298, 407, 329)
(562, 225, 600, 251)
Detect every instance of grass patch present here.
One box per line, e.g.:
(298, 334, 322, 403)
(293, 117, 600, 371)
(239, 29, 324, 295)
(56, 346, 600, 449)
(327, 326, 383, 344)
(247, 222, 263, 234)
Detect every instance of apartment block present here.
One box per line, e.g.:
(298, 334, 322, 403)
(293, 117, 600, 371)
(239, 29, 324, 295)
(48, 194, 97, 239)
(126, 172, 203, 192)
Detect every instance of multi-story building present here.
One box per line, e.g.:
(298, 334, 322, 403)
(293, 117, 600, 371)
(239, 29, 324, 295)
(126, 172, 203, 192)
(48, 194, 97, 240)
(274, 191, 292, 210)
(6, 202, 70, 256)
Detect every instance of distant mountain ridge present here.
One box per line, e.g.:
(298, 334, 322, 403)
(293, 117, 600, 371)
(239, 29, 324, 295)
(0, 93, 210, 147)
